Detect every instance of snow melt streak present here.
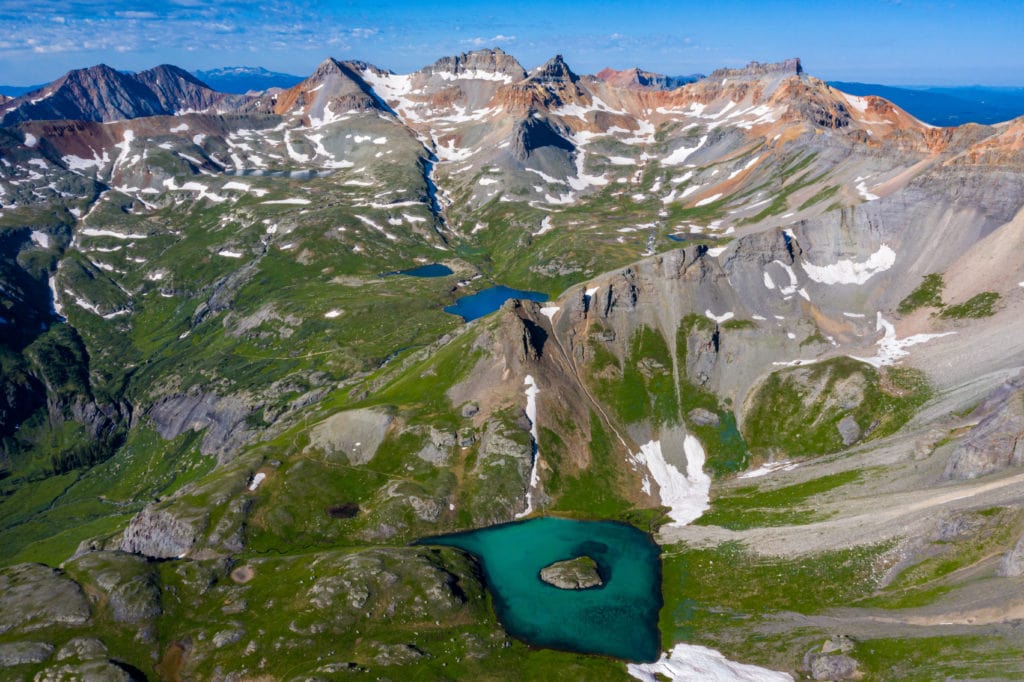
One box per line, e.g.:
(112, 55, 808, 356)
(515, 375, 542, 518)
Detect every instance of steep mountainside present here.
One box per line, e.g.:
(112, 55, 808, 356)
(595, 66, 703, 90)
(0, 49, 1023, 680)
(0, 64, 234, 125)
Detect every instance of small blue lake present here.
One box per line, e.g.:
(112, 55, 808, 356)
(444, 285, 548, 322)
(382, 263, 454, 278)
(418, 517, 662, 662)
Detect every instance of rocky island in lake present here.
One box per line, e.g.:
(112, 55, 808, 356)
(539, 556, 603, 590)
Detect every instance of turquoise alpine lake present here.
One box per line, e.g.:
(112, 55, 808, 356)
(444, 285, 548, 321)
(418, 517, 662, 662)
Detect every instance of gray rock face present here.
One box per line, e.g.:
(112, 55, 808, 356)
(120, 505, 200, 559)
(998, 535, 1024, 577)
(539, 556, 603, 590)
(55, 637, 108, 661)
(0, 641, 53, 667)
(0, 564, 90, 635)
(422, 48, 526, 81)
(34, 659, 133, 682)
(308, 408, 393, 465)
(688, 408, 720, 426)
(70, 552, 162, 624)
(417, 426, 458, 465)
(944, 384, 1024, 479)
(807, 653, 859, 681)
(479, 420, 532, 472)
(837, 414, 861, 446)
(147, 392, 256, 462)
(212, 628, 245, 648)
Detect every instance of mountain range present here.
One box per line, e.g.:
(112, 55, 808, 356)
(829, 81, 1024, 126)
(0, 47, 1023, 680)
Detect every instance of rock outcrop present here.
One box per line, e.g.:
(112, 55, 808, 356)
(308, 408, 394, 465)
(119, 505, 201, 559)
(944, 375, 1024, 479)
(0, 641, 54, 668)
(146, 391, 257, 462)
(539, 556, 603, 590)
(998, 535, 1024, 577)
(0, 564, 90, 634)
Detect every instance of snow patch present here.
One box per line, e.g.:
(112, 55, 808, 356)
(534, 215, 554, 236)
(80, 228, 147, 239)
(632, 438, 710, 527)
(248, 472, 266, 491)
(30, 231, 50, 248)
(539, 306, 560, 321)
(851, 312, 956, 367)
(801, 244, 896, 285)
(628, 643, 793, 682)
(705, 310, 734, 324)
(217, 249, 243, 258)
(740, 460, 798, 479)
(662, 136, 707, 166)
(262, 198, 310, 205)
(324, 309, 342, 319)
(854, 176, 879, 201)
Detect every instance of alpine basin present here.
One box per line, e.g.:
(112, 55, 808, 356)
(418, 517, 662, 662)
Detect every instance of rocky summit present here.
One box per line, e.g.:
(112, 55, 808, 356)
(0, 47, 1023, 680)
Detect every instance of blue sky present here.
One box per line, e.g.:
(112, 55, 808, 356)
(1, 0, 1022, 86)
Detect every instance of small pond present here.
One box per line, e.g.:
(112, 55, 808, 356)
(418, 517, 662, 662)
(444, 285, 548, 322)
(380, 263, 454, 278)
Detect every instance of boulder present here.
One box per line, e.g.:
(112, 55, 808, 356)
(804, 637, 859, 681)
(688, 408, 720, 427)
(0, 564, 90, 635)
(808, 653, 859, 681)
(539, 556, 603, 590)
(0, 641, 53, 667)
(68, 552, 162, 624)
(837, 414, 861, 446)
(120, 505, 200, 559)
(55, 637, 108, 661)
(33, 659, 134, 682)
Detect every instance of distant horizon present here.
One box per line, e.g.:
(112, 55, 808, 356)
(2, 52, 1023, 91)
(1, 0, 1022, 88)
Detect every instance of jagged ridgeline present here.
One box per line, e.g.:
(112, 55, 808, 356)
(1, 47, 1023, 680)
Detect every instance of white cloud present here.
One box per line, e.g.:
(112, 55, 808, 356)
(465, 34, 516, 46)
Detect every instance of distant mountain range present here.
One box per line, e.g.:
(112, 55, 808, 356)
(192, 66, 303, 94)
(828, 81, 1024, 126)
(4, 65, 1024, 125)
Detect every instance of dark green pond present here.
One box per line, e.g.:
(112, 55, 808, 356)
(418, 517, 662, 662)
